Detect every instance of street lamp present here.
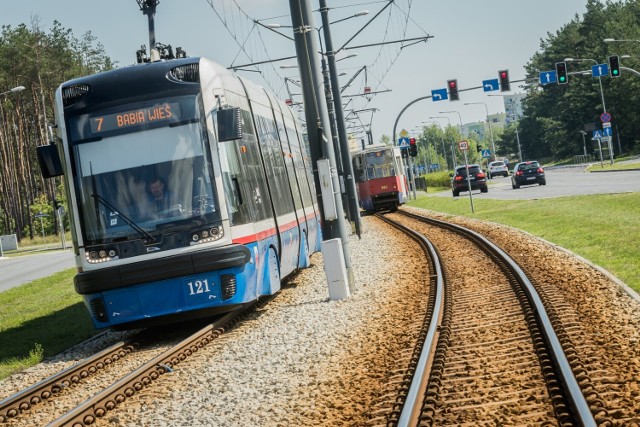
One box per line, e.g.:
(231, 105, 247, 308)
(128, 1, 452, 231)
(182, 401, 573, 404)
(487, 93, 523, 162)
(464, 101, 496, 160)
(428, 116, 456, 169)
(0, 86, 25, 97)
(438, 110, 464, 136)
(564, 57, 613, 164)
(604, 38, 640, 43)
(564, 57, 607, 113)
(579, 130, 588, 156)
(335, 53, 358, 62)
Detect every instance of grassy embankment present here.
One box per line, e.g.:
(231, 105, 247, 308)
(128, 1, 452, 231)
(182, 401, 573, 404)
(408, 192, 639, 295)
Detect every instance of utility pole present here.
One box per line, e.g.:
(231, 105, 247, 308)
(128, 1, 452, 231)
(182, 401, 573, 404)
(319, 0, 362, 238)
(137, 0, 159, 56)
(288, 0, 354, 290)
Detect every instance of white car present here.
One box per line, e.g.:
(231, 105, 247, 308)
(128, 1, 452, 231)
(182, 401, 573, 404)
(488, 161, 509, 178)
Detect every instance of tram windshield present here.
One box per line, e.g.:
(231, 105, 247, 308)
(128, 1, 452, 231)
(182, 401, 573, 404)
(68, 95, 220, 244)
(364, 150, 396, 179)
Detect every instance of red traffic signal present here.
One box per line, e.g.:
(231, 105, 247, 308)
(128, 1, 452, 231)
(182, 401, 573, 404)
(409, 138, 418, 157)
(447, 79, 459, 101)
(498, 69, 510, 92)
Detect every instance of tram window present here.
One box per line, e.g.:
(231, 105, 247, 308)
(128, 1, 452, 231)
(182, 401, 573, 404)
(216, 107, 242, 142)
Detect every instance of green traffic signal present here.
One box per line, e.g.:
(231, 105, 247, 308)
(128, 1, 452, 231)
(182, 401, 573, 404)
(609, 55, 620, 78)
(555, 62, 568, 85)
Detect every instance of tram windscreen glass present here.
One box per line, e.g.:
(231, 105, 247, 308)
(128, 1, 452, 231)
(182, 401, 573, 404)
(68, 95, 222, 244)
(365, 150, 395, 179)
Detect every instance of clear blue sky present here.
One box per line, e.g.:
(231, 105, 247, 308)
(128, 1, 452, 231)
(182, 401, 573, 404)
(4, 0, 589, 143)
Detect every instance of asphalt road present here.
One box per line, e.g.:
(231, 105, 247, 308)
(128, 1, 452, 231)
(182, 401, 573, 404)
(0, 250, 75, 293)
(432, 165, 640, 200)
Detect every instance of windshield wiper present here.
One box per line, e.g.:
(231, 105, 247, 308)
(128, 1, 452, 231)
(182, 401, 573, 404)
(91, 193, 156, 244)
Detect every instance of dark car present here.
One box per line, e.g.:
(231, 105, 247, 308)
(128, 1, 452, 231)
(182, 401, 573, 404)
(451, 164, 488, 197)
(511, 161, 546, 189)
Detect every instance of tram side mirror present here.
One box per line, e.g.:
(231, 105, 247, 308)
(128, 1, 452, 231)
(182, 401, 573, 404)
(37, 144, 63, 178)
(217, 107, 242, 142)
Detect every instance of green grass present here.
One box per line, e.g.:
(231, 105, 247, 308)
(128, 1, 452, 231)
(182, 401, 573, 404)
(0, 268, 96, 379)
(408, 193, 640, 293)
(586, 161, 640, 172)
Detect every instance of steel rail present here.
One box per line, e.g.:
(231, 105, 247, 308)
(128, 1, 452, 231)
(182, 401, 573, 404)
(398, 210, 596, 426)
(48, 309, 246, 427)
(0, 333, 141, 422)
(375, 214, 445, 426)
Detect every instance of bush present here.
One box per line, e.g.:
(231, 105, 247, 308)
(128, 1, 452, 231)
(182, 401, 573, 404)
(422, 171, 452, 189)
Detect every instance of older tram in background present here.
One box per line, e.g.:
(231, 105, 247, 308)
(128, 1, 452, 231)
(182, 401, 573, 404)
(38, 57, 321, 329)
(352, 145, 408, 213)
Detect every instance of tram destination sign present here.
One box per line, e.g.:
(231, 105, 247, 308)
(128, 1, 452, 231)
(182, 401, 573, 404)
(89, 102, 181, 135)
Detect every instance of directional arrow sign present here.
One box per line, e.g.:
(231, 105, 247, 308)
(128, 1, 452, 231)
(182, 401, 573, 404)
(482, 78, 499, 92)
(603, 126, 612, 136)
(592, 63, 609, 77)
(539, 71, 557, 85)
(431, 88, 448, 102)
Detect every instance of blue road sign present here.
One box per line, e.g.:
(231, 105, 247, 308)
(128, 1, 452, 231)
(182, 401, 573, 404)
(592, 130, 603, 140)
(430, 163, 440, 170)
(482, 78, 499, 92)
(539, 71, 557, 85)
(398, 137, 410, 146)
(481, 149, 491, 158)
(603, 127, 612, 136)
(431, 88, 448, 102)
(592, 63, 609, 77)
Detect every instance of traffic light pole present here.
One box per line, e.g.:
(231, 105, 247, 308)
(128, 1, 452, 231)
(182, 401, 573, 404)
(288, 0, 354, 291)
(319, 1, 362, 239)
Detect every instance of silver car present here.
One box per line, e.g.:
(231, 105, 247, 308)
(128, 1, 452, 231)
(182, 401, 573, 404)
(488, 160, 509, 178)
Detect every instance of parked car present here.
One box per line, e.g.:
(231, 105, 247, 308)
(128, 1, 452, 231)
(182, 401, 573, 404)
(451, 164, 488, 197)
(511, 161, 546, 189)
(488, 160, 509, 178)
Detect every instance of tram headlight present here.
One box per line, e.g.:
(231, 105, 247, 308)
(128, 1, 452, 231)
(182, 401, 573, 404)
(190, 225, 224, 245)
(86, 247, 118, 264)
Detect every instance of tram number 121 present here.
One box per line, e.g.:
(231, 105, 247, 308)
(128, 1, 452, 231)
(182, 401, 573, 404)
(186, 279, 211, 295)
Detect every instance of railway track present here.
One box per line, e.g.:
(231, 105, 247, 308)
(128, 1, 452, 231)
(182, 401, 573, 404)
(2, 212, 634, 425)
(375, 211, 605, 426)
(0, 306, 253, 426)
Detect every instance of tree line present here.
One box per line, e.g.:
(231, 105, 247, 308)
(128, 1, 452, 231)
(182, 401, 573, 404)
(0, 19, 114, 241)
(499, 0, 640, 161)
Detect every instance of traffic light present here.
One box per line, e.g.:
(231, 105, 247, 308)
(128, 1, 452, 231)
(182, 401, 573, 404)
(609, 55, 620, 77)
(401, 146, 408, 159)
(447, 79, 459, 101)
(498, 69, 510, 92)
(476, 144, 482, 153)
(555, 62, 568, 85)
(409, 138, 418, 157)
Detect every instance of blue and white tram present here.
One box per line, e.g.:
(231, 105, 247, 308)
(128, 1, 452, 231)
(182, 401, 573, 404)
(39, 57, 322, 329)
